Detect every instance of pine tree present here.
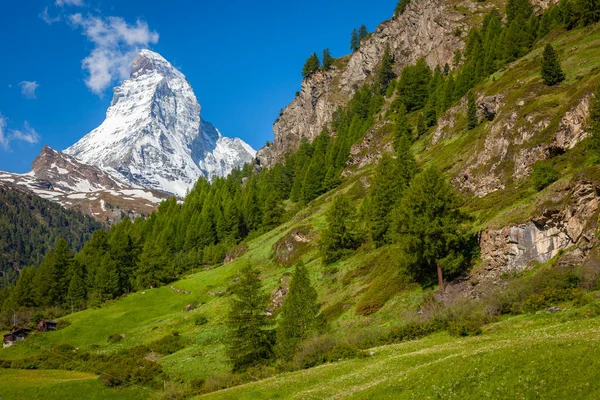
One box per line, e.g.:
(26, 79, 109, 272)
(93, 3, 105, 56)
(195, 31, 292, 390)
(374, 46, 396, 95)
(396, 59, 432, 112)
(393, 165, 470, 294)
(506, 0, 533, 24)
(350, 29, 360, 52)
(302, 53, 320, 78)
(359, 25, 369, 40)
(97, 254, 120, 300)
(322, 48, 334, 71)
(320, 195, 364, 264)
(67, 261, 86, 309)
(262, 191, 284, 228)
(394, 104, 412, 150)
(580, 0, 600, 26)
(368, 154, 403, 245)
(467, 91, 478, 130)
(588, 86, 600, 152)
(417, 112, 428, 137)
(276, 262, 323, 360)
(541, 44, 565, 86)
(226, 265, 274, 372)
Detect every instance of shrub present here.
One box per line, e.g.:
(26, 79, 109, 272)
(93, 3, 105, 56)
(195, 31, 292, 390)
(194, 315, 209, 326)
(293, 335, 363, 369)
(151, 331, 185, 355)
(107, 333, 123, 343)
(532, 161, 559, 191)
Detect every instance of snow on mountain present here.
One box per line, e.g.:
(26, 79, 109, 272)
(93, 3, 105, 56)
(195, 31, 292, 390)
(65, 49, 256, 197)
(0, 146, 169, 223)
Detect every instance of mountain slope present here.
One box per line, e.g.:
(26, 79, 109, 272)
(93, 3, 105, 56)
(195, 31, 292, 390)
(0, 181, 103, 286)
(65, 50, 256, 197)
(0, 146, 168, 223)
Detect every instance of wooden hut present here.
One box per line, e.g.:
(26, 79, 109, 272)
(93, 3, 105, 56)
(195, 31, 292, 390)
(3, 326, 33, 348)
(36, 319, 58, 332)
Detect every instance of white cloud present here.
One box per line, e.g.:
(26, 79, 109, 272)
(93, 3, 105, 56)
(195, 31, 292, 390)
(40, 6, 61, 24)
(19, 81, 40, 99)
(69, 14, 159, 95)
(56, 0, 84, 6)
(0, 115, 7, 150)
(0, 118, 40, 151)
(10, 122, 40, 145)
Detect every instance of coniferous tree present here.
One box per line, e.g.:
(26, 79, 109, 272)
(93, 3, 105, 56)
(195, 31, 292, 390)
(541, 44, 565, 86)
(226, 265, 274, 372)
(320, 195, 364, 264)
(396, 59, 432, 112)
(322, 48, 334, 71)
(374, 46, 396, 95)
(67, 261, 86, 309)
(580, 0, 600, 25)
(12, 267, 37, 309)
(302, 53, 320, 78)
(588, 86, 600, 152)
(359, 25, 369, 40)
(276, 262, 323, 360)
(262, 191, 284, 229)
(51, 239, 73, 305)
(467, 91, 478, 130)
(393, 165, 470, 294)
(417, 113, 428, 137)
(506, 0, 533, 24)
(350, 29, 360, 52)
(394, 104, 413, 150)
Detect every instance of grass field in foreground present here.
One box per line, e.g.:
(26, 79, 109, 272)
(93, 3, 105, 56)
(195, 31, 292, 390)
(198, 312, 600, 400)
(0, 369, 148, 400)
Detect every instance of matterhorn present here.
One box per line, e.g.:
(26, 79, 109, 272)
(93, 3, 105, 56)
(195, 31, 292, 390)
(65, 49, 256, 197)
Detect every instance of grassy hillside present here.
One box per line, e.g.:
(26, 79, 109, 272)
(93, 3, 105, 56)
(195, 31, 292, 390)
(4, 11, 600, 400)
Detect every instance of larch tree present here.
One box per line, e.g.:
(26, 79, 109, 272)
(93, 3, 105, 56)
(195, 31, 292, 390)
(276, 262, 323, 360)
(322, 48, 334, 71)
(467, 91, 478, 130)
(541, 44, 565, 86)
(226, 265, 274, 372)
(320, 195, 364, 264)
(393, 165, 470, 295)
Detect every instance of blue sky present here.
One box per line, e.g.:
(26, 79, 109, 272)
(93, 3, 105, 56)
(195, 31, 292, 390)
(0, 0, 397, 173)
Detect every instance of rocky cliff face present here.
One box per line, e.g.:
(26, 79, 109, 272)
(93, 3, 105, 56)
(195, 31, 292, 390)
(478, 177, 599, 281)
(258, 0, 495, 168)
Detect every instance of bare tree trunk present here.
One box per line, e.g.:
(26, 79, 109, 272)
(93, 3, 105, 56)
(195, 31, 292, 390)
(437, 263, 444, 297)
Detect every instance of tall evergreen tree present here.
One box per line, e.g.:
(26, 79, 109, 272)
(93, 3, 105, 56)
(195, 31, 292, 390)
(374, 46, 396, 95)
(467, 91, 478, 130)
(393, 166, 470, 294)
(302, 53, 320, 78)
(541, 44, 565, 86)
(588, 86, 600, 152)
(350, 29, 360, 52)
(320, 195, 364, 264)
(506, 0, 533, 24)
(322, 48, 334, 71)
(358, 24, 369, 40)
(67, 261, 86, 309)
(226, 266, 274, 372)
(276, 262, 323, 360)
(394, 104, 413, 150)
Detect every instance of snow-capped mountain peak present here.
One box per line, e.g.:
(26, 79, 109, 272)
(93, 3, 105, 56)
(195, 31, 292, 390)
(65, 49, 255, 197)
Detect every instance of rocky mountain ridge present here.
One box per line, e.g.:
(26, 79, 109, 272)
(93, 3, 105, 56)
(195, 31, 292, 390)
(0, 146, 168, 223)
(257, 0, 498, 168)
